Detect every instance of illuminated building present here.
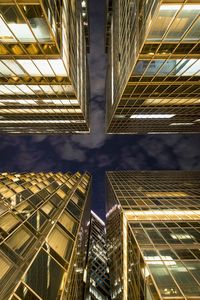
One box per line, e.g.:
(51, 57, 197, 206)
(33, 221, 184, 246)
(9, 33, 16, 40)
(0, 0, 90, 134)
(106, 171, 200, 299)
(85, 211, 111, 300)
(0, 171, 91, 300)
(106, 0, 200, 133)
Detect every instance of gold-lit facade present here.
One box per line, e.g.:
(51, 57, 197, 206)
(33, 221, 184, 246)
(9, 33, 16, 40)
(0, 0, 90, 134)
(0, 171, 91, 300)
(106, 0, 200, 133)
(106, 171, 200, 299)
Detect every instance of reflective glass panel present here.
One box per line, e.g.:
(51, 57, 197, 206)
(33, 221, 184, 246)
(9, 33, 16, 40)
(58, 212, 78, 236)
(6, 226, 32, 254)
(24, 249, 64, 300)
(148, 262, 182, 297)
(168, 262, 200, 296)
(47, 226, 73, 261)
(0, 254, 11, 279)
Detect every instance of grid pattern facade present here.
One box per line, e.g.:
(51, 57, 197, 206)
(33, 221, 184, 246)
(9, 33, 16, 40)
(85, 211, 111, 300)
(0, 171, 91, 300)
(106, 0, 200, 133)
(0, 0, 90, 134)
(106, 171, 200, 300)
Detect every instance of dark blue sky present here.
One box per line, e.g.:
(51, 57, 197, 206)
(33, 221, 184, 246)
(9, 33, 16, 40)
(0, 0, 200, 219)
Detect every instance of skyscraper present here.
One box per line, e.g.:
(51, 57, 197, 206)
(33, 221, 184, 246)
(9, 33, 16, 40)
(0, 171, 91, 300)
(106, 171, 200, 299)
(84, 211, 111, 300)
(0, 0, 90, 134)
(106, 0, 200, 134)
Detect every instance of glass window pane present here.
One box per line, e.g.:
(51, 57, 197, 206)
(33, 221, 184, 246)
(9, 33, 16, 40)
(159, 249, 178, 260)
(41, 202, 55, 216)
(16, 282, 40, 299)
(28, 194, 42, 207)
(2, 60, 25, 76)
(17, 60, 41, 77)
(27, 211, 47, 231)
(6, 226, 32, 254)
(24, 249, 64, 300)
(49, 59, 67, 76)
(58, 212, 78, 235)
(50, 194, 62, 207)
(175, 249, 195, 260)
(168, 262, 200, 296)
(184, 17, 200, 41)
(0, 255, 11, 279)
(15, 201, 34, 218)
(48, 226, 73, 261)
(33, 60, 54, 77)
(148, 262, 182, 297)
(166, 5, 200, 41)
(147, 5, 180, 41)
(147, 229, 166, 244)
(133, 229, 152, 245)
(0, 61, 14, 76)
(0, 17, 16, 42)
(0, 213, 19, 233)
(66, 200, 81, 220)
(185, 262, 200, 283)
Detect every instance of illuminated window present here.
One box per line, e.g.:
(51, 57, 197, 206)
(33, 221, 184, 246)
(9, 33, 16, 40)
(147, 4, 200, 42)
(148, 263, 182, 297)
(0, 213, 19, 233)
(145, 192, 188, 198)
(144, 98, 200, 106)
(17, 60, 41, 76)
(58, 212, 78, 235)
(6, 226, 32, 254)
(41, 202, 55, 216)
(130, 114, 175, 119)
(47, 226, 73, 261)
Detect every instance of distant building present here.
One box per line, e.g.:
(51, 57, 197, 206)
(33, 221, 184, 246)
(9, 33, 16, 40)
(0, 0, 90, 134)
(106, 170, 200, 299)
(106, 0, 200, 133)
(85, 211, 111, 300)
(0, 171, 91, 300)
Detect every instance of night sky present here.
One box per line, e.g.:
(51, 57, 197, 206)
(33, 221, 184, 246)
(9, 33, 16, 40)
(0, 0, 200, 220)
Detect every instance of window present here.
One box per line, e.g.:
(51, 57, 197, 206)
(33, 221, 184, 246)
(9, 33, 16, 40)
(168, 262, 200, 296)
(66, 200, 81, 220)
(16, 283, 41, 299)
(58, 212, 78, 235)
(0, 255, 11, 280)
(185, 262, 200, 283)
(24, 249, 65, 300)
(147, 4, 200, 42)
(49, 194, 62, 207)
(15, 201, 34, 217)
(148, 263, 182, 297)
(28, 194, 42, 207)
(0, 213, 19, 233)
(41, 202, 55, 216)
(47, 226, 73, 261)
(27, 211, 47, 231)
(6, 226, 32, 254)
(56, 189, 66, 199)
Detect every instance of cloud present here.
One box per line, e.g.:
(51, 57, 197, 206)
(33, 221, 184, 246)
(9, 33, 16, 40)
(54, 140, 86, 162)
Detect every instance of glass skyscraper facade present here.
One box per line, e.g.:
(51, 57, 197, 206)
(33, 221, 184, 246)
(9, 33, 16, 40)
(106, 0, 200, 134)
(0, 0, 90, 134)
(0, 171, 91, 300)
(106, 171, 200, 299)
(85, 211, 111, 300)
